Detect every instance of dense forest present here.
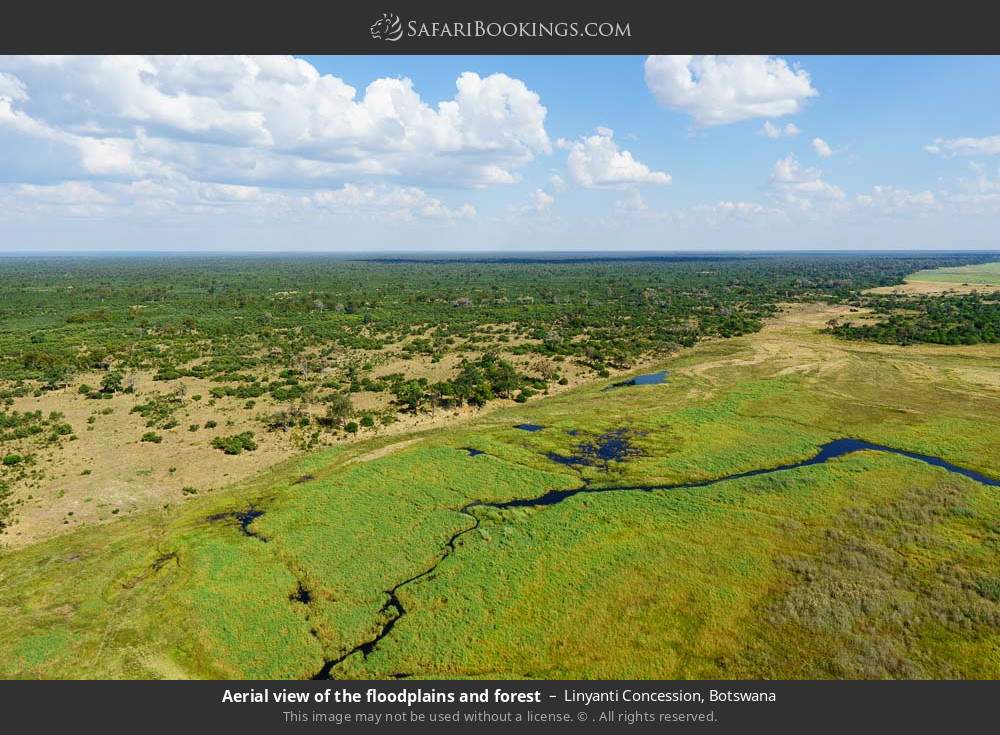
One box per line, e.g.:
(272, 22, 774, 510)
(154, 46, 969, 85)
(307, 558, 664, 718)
(3, 253, 991, 386)
(829, 292, 1000, 345)
(0, 254, 995, 458)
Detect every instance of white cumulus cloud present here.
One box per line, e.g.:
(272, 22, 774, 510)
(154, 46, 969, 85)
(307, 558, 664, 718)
(812, 137, 833, 157)
(614, 189, 647, 214)
(761, 121, 801, 138)
(510, 188, 555, 216)
(307, 184, 476, 220)
(644, 55, 817, 125)
(560, 128, 670, 188)
(769, 154, 844, 206)
(0, 56, 552, 189)
(854, 185, 936, 215)
(529, 188, 554, 213)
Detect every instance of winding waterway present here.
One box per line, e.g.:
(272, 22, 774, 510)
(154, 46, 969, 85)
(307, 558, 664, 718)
(220, 438, 996, 679)
(308, 437, 997, 677)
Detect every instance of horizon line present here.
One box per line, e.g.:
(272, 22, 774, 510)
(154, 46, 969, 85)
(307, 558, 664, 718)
(0, 248, 999, 258)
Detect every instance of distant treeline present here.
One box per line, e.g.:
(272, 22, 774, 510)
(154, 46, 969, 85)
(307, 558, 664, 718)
(0, 253, 995, 388)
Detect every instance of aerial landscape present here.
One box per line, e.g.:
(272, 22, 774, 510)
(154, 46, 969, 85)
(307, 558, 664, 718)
(0, 253, 997, 679)
(0, 54, 998, 681)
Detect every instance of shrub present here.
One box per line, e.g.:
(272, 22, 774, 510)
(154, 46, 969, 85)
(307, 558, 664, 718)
(130, 395, 183, 428)
(2, 453, 24, 466)
(514, 387, 536, 403)
(154, 367, 183, 381)
(324, 393, 353, 425)
(140, 432, 162, 443)
(210, 432, 257, 455)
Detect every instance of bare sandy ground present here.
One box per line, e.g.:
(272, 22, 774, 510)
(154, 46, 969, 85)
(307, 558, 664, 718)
(867, 280, 993, 295)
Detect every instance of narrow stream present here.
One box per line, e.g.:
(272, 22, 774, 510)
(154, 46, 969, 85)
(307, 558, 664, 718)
(311, 510, 481, 680)
(307, 437, 997, 679)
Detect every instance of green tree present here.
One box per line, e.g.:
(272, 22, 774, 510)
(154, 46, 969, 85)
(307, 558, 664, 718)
(393, 380, 426, 413)
(100, 371, 123, 394)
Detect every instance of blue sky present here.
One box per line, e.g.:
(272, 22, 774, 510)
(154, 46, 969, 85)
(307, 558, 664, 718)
(0, 55, 998, 251)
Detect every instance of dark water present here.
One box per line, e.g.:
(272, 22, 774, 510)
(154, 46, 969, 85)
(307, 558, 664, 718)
(209, 506, 266, 540)
(290, 583, 312, 604)
(516, 438, 999, 507)
(804, 439, 999, 486)
(632, 371, 669, 385)
(548, 429, 643, 469)
(606, 370, 669, 390)
(546, 453, 577, 466)
(462, 447, 485, 456)
(235, 508, 265, 535)
(514, 423, 544, 432)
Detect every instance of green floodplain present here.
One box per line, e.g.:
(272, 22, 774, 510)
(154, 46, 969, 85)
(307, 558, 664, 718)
(0, 254, 998, 680)
(908, 261, 1000, 286)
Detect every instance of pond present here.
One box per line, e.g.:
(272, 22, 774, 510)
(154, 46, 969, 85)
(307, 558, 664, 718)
(547, 429, 643, 469)
(605, 370, 669, 390)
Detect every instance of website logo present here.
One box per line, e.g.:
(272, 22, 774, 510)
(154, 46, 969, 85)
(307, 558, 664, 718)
(370, 13, 404, 42)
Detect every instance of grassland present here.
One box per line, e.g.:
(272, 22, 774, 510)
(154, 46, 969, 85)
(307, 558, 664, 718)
(909, 261, 1000, 286)
(0, 280, 997, 680)
(871, 261, 1000, 295)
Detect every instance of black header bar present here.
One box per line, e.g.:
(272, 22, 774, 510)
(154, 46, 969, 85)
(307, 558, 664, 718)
(2, 0, 1000, 54)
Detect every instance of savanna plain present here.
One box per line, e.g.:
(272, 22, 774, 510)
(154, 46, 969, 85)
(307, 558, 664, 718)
(0, 253, 998, 680)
